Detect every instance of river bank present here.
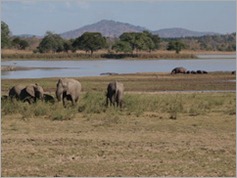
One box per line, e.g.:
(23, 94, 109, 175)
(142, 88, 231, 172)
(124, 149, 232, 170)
(1, 49, 235, 60)
(1, 72, 235, 95)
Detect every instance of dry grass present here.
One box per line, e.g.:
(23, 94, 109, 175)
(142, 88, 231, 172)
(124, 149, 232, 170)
(1, 92, 236, 177)
(2, 49, 235, 60)
(1, 73, 236, 177)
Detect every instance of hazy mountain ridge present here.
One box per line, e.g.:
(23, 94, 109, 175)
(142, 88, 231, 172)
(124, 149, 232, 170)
(153, 28, 219, 38)
(60, 20, 148, 39)
(60, 19, 220, 39)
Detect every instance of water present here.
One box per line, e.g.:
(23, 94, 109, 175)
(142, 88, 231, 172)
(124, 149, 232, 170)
(1, 55, 236, 79)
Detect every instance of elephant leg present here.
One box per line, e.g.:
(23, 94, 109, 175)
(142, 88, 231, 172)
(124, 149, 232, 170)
(116, 91, 121, 107)
(62, 92, 69, 107)
(62, 96, 67, 107)
(106, 97, 109, 107)
(111, 95, 116, 106)
(71, 99, 76, 106)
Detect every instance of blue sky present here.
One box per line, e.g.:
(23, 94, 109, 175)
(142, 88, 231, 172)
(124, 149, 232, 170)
(1, 0, 236, 36)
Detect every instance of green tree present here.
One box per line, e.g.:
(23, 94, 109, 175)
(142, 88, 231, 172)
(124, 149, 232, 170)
(143, 31, 160, 50)
(112, 41, 133, 53)
(12, 37, 29, 50)
(119, 32, 137, 52)
(119, 31, 157, 52)
(1, 21, 11, 48)
(37, 31, 65, 53)
(63, 39, 73, 53)
(167, 41, 185, 54)
(135, 32, 155, 52)
(72, 32, 106, 55)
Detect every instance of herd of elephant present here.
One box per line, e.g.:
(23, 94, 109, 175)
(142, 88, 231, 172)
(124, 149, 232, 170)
(171, 67, 208, 74)
(4, 67, 235, 107)
(6, 78, 125, 108)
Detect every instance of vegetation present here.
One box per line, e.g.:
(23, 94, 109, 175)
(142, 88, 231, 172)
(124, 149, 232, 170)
(115, 31, 159, 53)
(72, 32, 107, 55)
(1, 92, 236, 176)
(12, 37, 29, 50)
(1, 21, 11, 48)
(162, 33, 236, 52)
(37, 31, 66, 53)
(1, 72, 236, 176)
(1, 21, 236, 59)
(167, 40, 185, 54)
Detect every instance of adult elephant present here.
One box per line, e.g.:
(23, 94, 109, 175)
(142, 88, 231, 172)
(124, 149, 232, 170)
(56, 78, 82, 107)
(106, 81, 124, 108)
(171, 67, 187, 74)
(9, 83, 44, 104)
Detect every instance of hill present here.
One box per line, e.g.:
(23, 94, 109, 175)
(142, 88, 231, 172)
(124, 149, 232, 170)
(153, 28, 219, 38)
(60, 19, 148, 39)
(60, 19, 219, 39)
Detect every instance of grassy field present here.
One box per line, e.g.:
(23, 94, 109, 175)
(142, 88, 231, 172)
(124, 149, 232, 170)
(1, 72, 236, 176)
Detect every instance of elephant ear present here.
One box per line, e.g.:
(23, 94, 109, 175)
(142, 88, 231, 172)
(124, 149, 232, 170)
(26, 85, 35, 97)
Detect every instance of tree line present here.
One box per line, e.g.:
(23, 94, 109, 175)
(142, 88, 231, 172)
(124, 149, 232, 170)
(1, 21, 236, 55)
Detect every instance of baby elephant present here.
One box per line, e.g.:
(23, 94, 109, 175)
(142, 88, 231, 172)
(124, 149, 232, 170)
(9, 83, 44, 104)
(106, 81, 124, 108)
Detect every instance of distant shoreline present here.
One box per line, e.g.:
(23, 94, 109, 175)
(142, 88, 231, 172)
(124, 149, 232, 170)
(1, 49, 235, 61)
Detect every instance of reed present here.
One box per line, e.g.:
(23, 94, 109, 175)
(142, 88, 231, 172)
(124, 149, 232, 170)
(1, 51, 197, 60)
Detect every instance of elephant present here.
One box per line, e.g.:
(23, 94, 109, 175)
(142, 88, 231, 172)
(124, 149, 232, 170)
(20, 84, 44, 104)
(8, 84, 25, 101)
(196, 70, 208, 74)
(8, 84, 25, 100)
(9, 83, 44, 104)
(171, 67, 187, 74)
(56, 78, 82, 107)
(43, 93, 55, 103)
(196, 70, 202, 74)
(106, 81, 124, 108)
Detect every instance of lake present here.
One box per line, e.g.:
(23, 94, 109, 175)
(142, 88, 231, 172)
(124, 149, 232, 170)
(1, 55, 236, 79)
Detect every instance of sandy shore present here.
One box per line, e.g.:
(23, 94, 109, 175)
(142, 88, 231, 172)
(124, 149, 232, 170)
(1, 65, 63, 71)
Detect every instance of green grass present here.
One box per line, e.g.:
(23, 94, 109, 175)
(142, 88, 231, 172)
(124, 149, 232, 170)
(2, 92, 235, 120)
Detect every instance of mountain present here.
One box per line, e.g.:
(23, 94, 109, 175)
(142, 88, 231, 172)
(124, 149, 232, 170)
(14, 34, 42, 39)
(60, 19, 148, 39)
(60, 19, 220, 39)
(153, 28, 219, 38)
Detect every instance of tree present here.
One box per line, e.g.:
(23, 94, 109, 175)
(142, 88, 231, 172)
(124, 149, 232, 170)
(37, 31, 65, 53)
(72, 32, 106, 55)
(12, 37, 29, 50)
(118, 31, 158, 53)
(143, 31, 160, 50)
(167, 41, 185, 54)
(63, 39, 73, 53)
(135, 32, 155, 52)
(112, 41, 133, 53)
(1, 21, 11, 48)
(119, 32, 137, 52)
